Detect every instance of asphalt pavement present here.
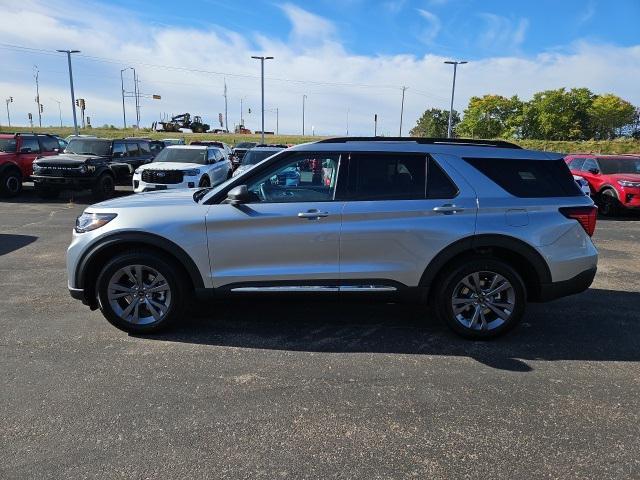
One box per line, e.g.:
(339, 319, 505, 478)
(1, 184, 639, 479)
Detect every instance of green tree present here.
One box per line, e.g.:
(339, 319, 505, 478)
(521, 88, 595, 140)
(410, 108, 458, 137)
(589, 94, 636, 139)
(456, 95, 523, 139)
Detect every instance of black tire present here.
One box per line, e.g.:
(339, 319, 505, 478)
(198, 176, 210, 187)
(0, 168, 22, 198)
(34, 183, 60, 199)
(598, 188, 620, 217)
(96, 250, 187, 334)
(92, 174, 115, 200)
(434, 257, 526, 339)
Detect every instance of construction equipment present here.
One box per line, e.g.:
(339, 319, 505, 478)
(153, 113, 210, 133)
(234, 124, 252, 134)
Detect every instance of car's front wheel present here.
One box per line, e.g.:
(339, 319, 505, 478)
(434, 258, 526, 339)
(0, 168, 22, 198)
(598, 188, 621, 216)
(96, 251, 186, 333)
(92, 174, 115, 200)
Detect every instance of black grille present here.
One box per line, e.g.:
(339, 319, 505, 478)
(38, 166, 83, 177)
(142, 170, 184, 184)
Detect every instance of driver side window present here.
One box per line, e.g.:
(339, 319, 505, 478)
(246, 153, 341, 203)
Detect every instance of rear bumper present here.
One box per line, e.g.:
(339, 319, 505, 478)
(537, 267, 597, 302)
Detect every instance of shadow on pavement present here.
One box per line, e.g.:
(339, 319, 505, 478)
(1, 183, 133, 205)
(141, 288, 640, 372)
(0, 234, 38, 256)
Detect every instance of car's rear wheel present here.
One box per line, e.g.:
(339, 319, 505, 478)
(434, 258, 526, 339)
(599, 188, 620, 216)
(92, 174, 115, 200)
(0, 168, 22, 198)
(96, 251, 186, 333)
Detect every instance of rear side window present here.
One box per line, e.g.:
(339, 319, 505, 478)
(464, 157, 583, 198)
(349, 153, 426, 200)
(139, 142, 151, 154)
(126, 143, 140, 156)
(40, 136, 60, 152)
(567, 158, 585, 171)
(20, 137, 40, 153)
(427, 158, 458, 199)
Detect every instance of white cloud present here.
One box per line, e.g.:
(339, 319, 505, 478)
(477, 13, 529, 52)
(0, 1, 639, 136)
(417, 9, 442, 45)
(578, 1, 596, 24)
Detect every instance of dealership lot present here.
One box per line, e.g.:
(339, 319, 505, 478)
(1, 185, 639, 479)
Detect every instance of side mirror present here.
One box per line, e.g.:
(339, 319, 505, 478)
(227, 185, 250, 205)
(20, 147, 32, 153)
(588, 168, 600, 175)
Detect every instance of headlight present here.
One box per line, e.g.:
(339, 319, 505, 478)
(184, 169, 200, 176)
(618, 180, 640, 188)
(134, 168, 141, 174)
(75, 212, 117, 233)
(33, 164, 42, 173)
(79, 165, 88, 174)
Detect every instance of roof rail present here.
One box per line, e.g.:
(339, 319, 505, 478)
(315, 137, 522, 149)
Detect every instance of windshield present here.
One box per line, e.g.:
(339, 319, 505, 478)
(598, 157, 640, 175)
(65, 139, 111, 156)
(0, 139, 17, 153)
(153, 148, 207, 164)
(236, 142, 257, 149)
(242, 149, 280, 166)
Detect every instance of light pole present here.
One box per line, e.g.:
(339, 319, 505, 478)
(34, 66, 42, 128)
(120, 67, 132, 129)
(251, 55, 273, 144)
(444, 60, 467, 138)
(302, 94, 307, 136)
(5, 97, 13, 127)
(57, 49, 80, 136)
(51, 98, 62, 127)
(346, 108, 349, 136)
(399, 86, 407, 136)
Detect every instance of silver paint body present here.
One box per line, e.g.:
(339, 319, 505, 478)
(67, 141, 598, 292)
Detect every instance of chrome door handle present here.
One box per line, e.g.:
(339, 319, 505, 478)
(433, 204, 465, 214)
(298, 210, 329, 219)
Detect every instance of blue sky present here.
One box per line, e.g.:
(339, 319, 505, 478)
(1, 0, 639, 135)
(103, 0, 640, 58)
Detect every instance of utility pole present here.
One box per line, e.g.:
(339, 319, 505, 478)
(120, 67, 132, 129)
(302, 94, 307, 136)
(346, 109, 349, 136)
(51, 98, 62, 127)
(34, 66, 42, 128)
(444, 60, 467, 138)
(251, 56, 274, 144)
(57, 49, 80, 136)
(399, 86, 407, 136)
(276, 107, 279, 135)
(223, 79, 229, 133)
(374, 113, 378, 137)
(240, 98, 244, 126)
(133, 69, 140, 130)
(5, 97, 13, 127)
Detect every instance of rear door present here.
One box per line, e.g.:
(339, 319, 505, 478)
(17, 136, 41, 177)
(339, 152, 477, 288)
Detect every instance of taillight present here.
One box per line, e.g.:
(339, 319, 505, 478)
(559, 206, 597, 236)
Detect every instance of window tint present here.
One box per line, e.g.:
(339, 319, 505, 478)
(427, 158, 458, 198)
(582, 158, 599, 173)
(246, 153, 340, 203)
(40, 136, 60, 152)
(149, 142, 164, 154)
(464, 157, 583, 198)
(139, 142, 151, 154)
(349, 153, 426, 201)
(20, 137, 40, 153)
(568, 158, 585, 171)
(126, 143, 140, 156)
(112, 142, 127, 157)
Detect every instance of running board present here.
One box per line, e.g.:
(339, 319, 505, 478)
(230, 285, 397, 293)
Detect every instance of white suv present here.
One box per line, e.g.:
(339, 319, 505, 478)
(68, 138, 598, 339)
(133, 145, 231, 192)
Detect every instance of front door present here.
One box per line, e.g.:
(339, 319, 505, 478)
(206, 151, 344, 289)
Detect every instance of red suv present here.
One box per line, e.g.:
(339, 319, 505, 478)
(0, 133, 63, 197)
(566, 154, 640, 216)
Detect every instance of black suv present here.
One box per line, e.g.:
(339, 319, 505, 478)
(32, 137, 154, 199)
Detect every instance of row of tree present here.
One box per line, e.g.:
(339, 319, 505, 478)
(410, 88, 639, 141)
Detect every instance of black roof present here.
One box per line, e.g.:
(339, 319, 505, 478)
(316, 137, 522, 149)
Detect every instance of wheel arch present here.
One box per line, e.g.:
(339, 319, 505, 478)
(598, 184, 620, 199)
(0, 161, 23, 177)
(76, 232, 204, 307)
(420, 234, 551, 302)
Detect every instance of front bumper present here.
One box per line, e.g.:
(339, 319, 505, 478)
(133, 176, 198, 193)
(32, 175, 95, 189)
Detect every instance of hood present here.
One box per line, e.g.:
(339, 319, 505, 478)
(34, 153, 103, 166)
(608, 173, 640, 183)
(90, 188, 198, 210)
(137, 162, 204, 171)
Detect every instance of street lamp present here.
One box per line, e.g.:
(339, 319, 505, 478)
(57, 49, 81, 136)
(120, 67, 133, 129)
(51, 98, 62, 127)
(5, 97, 13, 127)
(302, 94, 307, 136)
(251, 55, 274, 144)
(444, 60, 467, 138)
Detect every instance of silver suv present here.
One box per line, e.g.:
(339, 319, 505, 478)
(67, 138, 598, 339)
